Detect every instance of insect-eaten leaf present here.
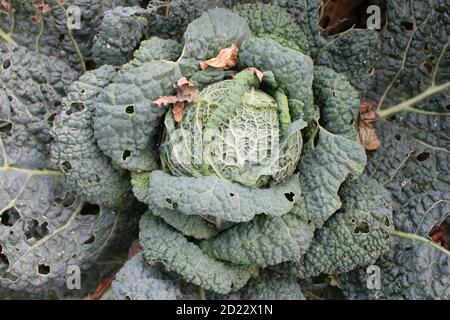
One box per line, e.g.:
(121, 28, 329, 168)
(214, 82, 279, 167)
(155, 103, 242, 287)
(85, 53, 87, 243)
(200, 43, 239, 70)
(357, 101, 380, 151)
(153, 77, 199, 123)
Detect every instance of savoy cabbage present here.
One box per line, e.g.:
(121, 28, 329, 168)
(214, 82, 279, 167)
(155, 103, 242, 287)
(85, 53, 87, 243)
(0, 0, 448, 300)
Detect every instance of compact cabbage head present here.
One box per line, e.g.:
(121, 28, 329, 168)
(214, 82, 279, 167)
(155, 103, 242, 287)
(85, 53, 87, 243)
(160, 69, 306, 187)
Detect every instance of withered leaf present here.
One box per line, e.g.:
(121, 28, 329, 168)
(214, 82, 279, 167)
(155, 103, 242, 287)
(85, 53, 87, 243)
(357, 100, 381, 151)
(246, 67, 264, 82)
(360, 100, 380, 123)
(200, 43, 238, 71)
(357, 120, 381, 151)
(153, 77, 198, 107)
(83, 277, 114, 300)
(153, 95, 180, 106)
(172, 102, 185, 123)
(153, 77, 198, 123)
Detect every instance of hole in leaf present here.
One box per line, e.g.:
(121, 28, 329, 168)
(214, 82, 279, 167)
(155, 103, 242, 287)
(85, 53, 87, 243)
(85, 59, 97, 71)
(125, 105, 135, 114)
(229, 193, 234, 197)
(61, 161, 72, 172)
(3, 272, 17, 281)
(54, 101, 62, 107)
(7, 95, 12, 102)
(47, 113, 57, 125)
(0, 121, 12, 137)
(384, 216, 391, 228)
(353, 221, 370, 234)
(400, 21, 414, 31)
(416, 152, 430, 162)
(80, 202, 100, 216)
(428, 216, 450, 250)
(122, 150, 131, 161)
(395, 134, 401, 141)
(0, 207, 20, 227)
(172, 202, 178, 210)
(284, 192, 295, 202)
(61, 192, 76, 207)
(423, 62, 433, 74)
(66, 102, 85, 115)
(0, 245, 10, 273)
(80, 88, 86, 94)
(83, 234, 96, 244)
(125, 295, 131, 300)
(165, 198, 173, 205)
(25, 220, 49, 240)
(2, 59, 11, 69)
(38, 264, 50, 275)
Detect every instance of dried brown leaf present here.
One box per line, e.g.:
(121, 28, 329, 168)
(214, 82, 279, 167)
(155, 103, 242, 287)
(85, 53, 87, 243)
(83, 277, 114, 300)
(0, 0, 11, 13)
(153, 95, 180, 107)
(153, 77, 198, 107)
(357, 100, 381, 151)
(358, 120, 381, 151)
(153, 77, 198, 124)
(176, 77, 198, 103)
(200, 43, 238, 71)
(172, 102, 185, 123)
(246, 67, 264, 82)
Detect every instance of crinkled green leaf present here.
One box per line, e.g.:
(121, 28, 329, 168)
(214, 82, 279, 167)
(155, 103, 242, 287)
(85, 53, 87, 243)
(91, 6, 149, 67)
(233, 3, 309, 55)
(211, 271, 305, 300)
(121, 37, 183, 71)
(178, 8, 252, 75)
(201, 213, 314, 268)
(139, 212, 251, 294)
(238, 37, 314, 120)
(281, 175, 393, 279)
(0, 45, 137, 292)
(146, 0, 229, 40)
(341, 192, 449, 300)
(295, 129, 367, 228)
(144, 170, 301, 223)
(51, 66, 132, 209)
(313, 66, 360, 139)
(111, 252, 197, 300)
(94, 60, 181, 171)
